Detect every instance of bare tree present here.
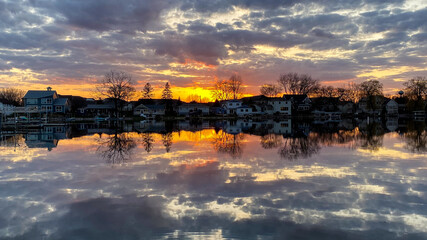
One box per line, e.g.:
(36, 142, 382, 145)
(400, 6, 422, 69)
(404, 76, 427, 101)
(260, 84, 282, 97)
(359, 80, 383, 111)
(161, 82, 173, 100)
(278, 72, 319, 95)
(185, 94, 209, 103)
(96, 70, 135, 116)
(228, 74, 243, 100)
(341, 82, 360, 103)
(0, 88, 25, 106)
(142, 83, 154, 99)
(212, 74, 244, 101)
(212, 79, 231, 101)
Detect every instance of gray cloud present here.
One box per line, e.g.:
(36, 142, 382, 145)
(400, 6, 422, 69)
(51, 0, 171, 34)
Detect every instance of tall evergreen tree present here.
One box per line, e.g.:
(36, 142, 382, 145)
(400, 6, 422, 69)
(142, 83, 154, 99)
(162, 82, 173, 100)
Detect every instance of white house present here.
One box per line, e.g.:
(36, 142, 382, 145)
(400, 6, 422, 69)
(222, 100, 242, 115)
(267, 98, 291, 115)
(236, 105, 253, 116)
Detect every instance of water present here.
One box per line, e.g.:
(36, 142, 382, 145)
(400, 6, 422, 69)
(0, 119, 426, 239)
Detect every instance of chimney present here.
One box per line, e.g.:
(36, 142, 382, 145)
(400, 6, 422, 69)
(47, 86, 52, 91)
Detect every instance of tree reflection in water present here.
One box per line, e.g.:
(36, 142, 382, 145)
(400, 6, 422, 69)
(403, 121, 427, 153)
(162, 132, 173, 153)
(260, 134, 282, 149)
(97, 132, 136, 165)
(358, 122, 384, 151)
(141, 133, 155, 153)
(278, 136, 321, 161)
(212, 131, 244, 159)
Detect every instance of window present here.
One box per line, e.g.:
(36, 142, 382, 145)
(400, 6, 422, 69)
(27, 99, 37, 104)
(281, 107, 289, 111)
(42, 98, 52, 104)
(46, 106, 52, 111)
(55, 106, 62, 112)
(245, 109, 248, 112)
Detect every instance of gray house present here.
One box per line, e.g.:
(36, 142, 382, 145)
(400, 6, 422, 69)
(23, 87, 69, 113)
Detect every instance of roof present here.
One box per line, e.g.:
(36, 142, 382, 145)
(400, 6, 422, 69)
(136, 104, 165, 110)
(267, 97, 288, 102)
(282, 94, 309, 102)
(180, 103, 209, 108)
(85, 103, 115, 109)
(54, 98, 68, 105)
(23, 90, 57, 99)
(237, 105, 251, 109)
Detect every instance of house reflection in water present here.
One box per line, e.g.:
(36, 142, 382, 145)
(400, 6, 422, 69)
(221, 119, 292, 135)
(25, 125, 71, 151)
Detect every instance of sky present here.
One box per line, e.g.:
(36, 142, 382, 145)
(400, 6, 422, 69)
(0, 0, 426, 100)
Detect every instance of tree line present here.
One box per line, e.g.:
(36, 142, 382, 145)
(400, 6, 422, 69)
(1, 70, 425, 111)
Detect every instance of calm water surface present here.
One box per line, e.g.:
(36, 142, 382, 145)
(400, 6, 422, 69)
(0, 120, 426, 239)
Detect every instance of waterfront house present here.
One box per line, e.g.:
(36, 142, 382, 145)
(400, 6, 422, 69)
(266, 98, 291, 115)
(235, 105, 253, 116)
(384, 99, 398, 115)
(23, 87, 70, 113)
(133, 104, 165, 117)
(178, 103, 209, 116)
(337, 101, 356, 114)
(79, 101, 115, 116)
(222, 100, 243, 115)
(282, 94, 312, 112)
(357, 96, 384, 115)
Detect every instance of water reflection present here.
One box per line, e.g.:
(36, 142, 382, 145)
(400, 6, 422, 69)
(97, 131, 136, 164)
(141, 132, 155, 153)
(0, 119, 427, 239)
(212, 131, 244, 159)
(278, 136, 321, 161)
(403, 121, 427, 153)
(161, 132, 173, 153)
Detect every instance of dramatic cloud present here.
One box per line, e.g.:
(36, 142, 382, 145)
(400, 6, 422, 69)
(0, 0, 426, 97)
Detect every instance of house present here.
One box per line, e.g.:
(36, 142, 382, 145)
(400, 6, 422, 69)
(384, 99, 398, 115)
(210, 106, 226, 115)
(222, 100, 243, 115)
(282, 94, 312, 112)
(23, 87, 69, 113)
(133, 104, 165, 117)
(337, 101, 355, 114)
(235, 105, 253, 116)
(267, 98, 291, 115)
(358, 96, 384, 115)
(79, 101, 115, 116)
(178, 103, 209, 116)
